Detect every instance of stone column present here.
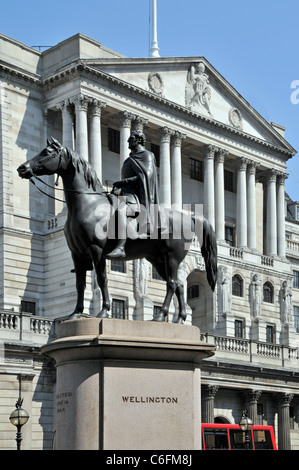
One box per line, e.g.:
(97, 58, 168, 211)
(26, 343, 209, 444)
(242, 389, 262, 424)
(236, 157, 248, 248)
(275, 393, 294, 450)
(58, 100, 74, 149)
(89, 99, 106, 181)
(159, 127, 172, 207)
(215, 149, 227, 241)
(266, 169, 277, 256)
(204, 145, 216, 229)
(202, 385, 219, 423)
(171, 131, 186, 209)
(277, 173, 287, 258)
(117, 111, 134, 173)
(247, 161, 258, 250)
(73, 94, 89, 161)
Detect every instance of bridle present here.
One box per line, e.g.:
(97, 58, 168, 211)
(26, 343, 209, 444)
(29, 145, 110, 203)
(29, 146, 66, 203)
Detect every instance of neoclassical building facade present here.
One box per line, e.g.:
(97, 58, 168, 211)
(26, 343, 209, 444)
(1, 32, 299, 450)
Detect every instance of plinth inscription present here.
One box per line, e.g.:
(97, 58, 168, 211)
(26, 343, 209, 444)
(122, 396, 178, 404)
(56, 391, 72, 413)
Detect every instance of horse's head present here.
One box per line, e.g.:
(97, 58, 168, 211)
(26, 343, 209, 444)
(17, 137, 64, 180)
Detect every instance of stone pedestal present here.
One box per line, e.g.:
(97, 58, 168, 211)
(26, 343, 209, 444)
(42, 318, 215, 450)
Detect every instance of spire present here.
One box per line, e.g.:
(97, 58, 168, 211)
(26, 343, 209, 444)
(150, 0, 160, 58)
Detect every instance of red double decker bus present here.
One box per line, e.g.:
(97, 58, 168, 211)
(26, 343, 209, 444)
(202, 423, 277, 450)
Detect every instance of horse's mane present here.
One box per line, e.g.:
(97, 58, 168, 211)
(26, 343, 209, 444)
(64, 146, 102, 192)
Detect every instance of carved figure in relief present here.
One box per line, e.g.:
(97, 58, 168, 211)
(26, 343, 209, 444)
(218, 265, 231, 316)
(249, 273, 262, 319)
(185, 62, 212, 115)
(134, 258, 149, 300)
(281, 280, 293, 324)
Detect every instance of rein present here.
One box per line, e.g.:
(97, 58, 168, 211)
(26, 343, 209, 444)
(30, 175, 111, 204)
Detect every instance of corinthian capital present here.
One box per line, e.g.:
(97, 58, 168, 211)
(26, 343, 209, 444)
(205, 144, 218, 159)
(89, 99, 106, 117)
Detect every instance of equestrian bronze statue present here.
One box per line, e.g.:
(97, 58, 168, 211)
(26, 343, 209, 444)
(17, 134, 217, 324)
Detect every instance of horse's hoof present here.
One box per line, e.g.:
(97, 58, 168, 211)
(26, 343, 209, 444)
(174, 316, 185, 324)
(65, 313, 82, 321)
(96, 310, 109, 319)
(152, 312, 165, 322)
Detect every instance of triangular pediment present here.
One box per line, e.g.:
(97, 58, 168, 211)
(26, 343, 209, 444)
(84, 57, 295, 155)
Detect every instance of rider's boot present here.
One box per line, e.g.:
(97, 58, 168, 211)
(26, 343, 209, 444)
(107, 206, 127, 258)
(107, 239, 126, 258)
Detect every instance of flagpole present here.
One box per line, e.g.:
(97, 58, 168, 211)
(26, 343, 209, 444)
(150, 0, 160, 57)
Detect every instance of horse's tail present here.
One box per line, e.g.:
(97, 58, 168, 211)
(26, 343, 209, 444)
(193, 215, 217, 291)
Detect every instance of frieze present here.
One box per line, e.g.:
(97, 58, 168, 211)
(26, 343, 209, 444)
(202, 366, 299, 388)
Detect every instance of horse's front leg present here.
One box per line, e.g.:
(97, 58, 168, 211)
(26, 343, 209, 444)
(89, 245, 110, 318)
(66, 255, 87, 320)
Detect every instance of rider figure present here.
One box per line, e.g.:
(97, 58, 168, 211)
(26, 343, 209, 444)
(107, 130, 160, 258)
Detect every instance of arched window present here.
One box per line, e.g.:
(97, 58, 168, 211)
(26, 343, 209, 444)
(232, 274, 243, 297)
(263, 282, 274, 303)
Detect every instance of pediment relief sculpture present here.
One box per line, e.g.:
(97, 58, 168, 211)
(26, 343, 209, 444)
(185, 62, 212, 115)
(229, 107, 243, 130)
(148, 72, 164, 96)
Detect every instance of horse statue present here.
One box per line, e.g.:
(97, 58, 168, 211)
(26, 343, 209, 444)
(17, 137, 217, 324)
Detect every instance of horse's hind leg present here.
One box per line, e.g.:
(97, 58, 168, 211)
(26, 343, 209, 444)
(89, 245, 110, 318)
(151, 253, 185, 323)
(174, 282, 187, 324)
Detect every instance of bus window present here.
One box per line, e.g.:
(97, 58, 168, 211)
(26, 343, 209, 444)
(203, 428, 229, 449)
(253, 430, 274, 450)
(229, 429, 253, 450)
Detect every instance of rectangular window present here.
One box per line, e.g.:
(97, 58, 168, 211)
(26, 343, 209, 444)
(293, 270, 299, 289)
(111, 299, 125, 319)
(224, 170, 234, 192)
(20, 300, 36, 315)
(234, 319, 244, 338)
(151, 143, 160, 167)
(108, 128, 120, 154)
(187, 285, 199, 300)
(266, 325, 275, 344)
(294, 306, 299, 333)
(190, 158, 203, 181)
(111, 260, 126, 273)
(225, 226, 234, 246)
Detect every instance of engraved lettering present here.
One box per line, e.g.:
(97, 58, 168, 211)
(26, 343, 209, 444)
(121, 396, 178, 404)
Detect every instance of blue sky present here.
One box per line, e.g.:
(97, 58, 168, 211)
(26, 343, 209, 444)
(2, 0, 299, 200)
